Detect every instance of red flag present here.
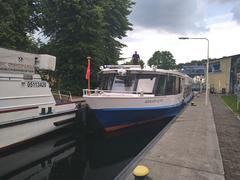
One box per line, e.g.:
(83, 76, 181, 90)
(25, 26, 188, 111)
(85, 59, 90, 80)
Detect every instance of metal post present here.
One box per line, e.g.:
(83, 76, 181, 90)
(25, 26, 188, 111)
(179, 37, 210, 105)
(58, 90, 62, 100)
(69, 91, 73, 101)
(206, 39, 209, 105)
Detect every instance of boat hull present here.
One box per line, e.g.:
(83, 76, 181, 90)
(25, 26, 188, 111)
(0, 110, 76, 151)
(84, 93, 190, 132)
(93, 103, 183, 132)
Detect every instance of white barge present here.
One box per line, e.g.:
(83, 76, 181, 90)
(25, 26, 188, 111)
(0, 48, 77, 150)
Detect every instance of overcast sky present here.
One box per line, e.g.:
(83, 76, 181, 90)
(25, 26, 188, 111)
(120, 0, 240, 64)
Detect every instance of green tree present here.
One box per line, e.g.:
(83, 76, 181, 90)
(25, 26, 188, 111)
(0, 0, 40, 52)
(148, 51, 176, 70)
(39, 0, 134, 94)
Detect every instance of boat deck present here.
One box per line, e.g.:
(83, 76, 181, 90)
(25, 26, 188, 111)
(116, 94, 225, 180)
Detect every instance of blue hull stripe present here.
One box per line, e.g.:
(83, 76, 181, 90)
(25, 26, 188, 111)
(93, 102, 184, 129)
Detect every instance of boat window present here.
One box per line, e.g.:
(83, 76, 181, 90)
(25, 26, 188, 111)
(155, 75, 167, 96)
(111, 74, 136, 92)
(165, 75, 176, 95)
(99, 74, 115, 90)
(155, 75, 182, 96)
(176, 77, 181, 94)
(136, 75, 156, 93)
(184, 79, 192, 98)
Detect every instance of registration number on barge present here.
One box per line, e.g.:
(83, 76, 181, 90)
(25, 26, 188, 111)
(27, 81, 47, 87)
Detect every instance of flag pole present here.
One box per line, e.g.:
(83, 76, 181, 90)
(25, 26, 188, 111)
(86, 56, 91, 95)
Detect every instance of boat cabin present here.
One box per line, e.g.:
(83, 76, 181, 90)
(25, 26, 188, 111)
(98, 65, 192, 97)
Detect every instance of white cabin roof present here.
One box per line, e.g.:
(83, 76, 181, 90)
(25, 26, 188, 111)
(0, 48, 56, 74)
(101, 65, 191, 78)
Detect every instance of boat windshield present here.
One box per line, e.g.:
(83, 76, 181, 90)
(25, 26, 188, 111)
(99, 73, 136, 92)
(99, 73, 156, 94)
(111, 75, 136, 92)
(98, 72, 182, 95)
(136, 75, 156, 93)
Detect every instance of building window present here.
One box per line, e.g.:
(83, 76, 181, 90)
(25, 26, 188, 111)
(209, 62, 221, 72)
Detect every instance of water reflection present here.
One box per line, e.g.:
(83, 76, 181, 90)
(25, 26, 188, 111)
(0, 118, 171, 180)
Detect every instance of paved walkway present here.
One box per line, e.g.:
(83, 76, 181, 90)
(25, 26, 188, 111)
(210, 95, 240, 180)
(117, 94, 225, 180)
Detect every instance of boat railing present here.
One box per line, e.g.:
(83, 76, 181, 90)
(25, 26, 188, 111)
(103, 65, 141, 69)
(53, 90, 73, 102)
(53, 90, 85, 103)
(82, 89, 146, 96)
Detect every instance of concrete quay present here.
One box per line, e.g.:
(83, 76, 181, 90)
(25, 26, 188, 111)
(116, 94, 226, 180)
(211, 95, 240, 180)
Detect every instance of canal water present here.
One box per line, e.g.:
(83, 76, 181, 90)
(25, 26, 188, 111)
(0, 118, 172, 180)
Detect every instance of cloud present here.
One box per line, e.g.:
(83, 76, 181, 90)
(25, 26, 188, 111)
(130, 0, 207, 34)
(207, 0, 240, 23)
(232, 2, 240, 23)
(208, 0, 237, 3)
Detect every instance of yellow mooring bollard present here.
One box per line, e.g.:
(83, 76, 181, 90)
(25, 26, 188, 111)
(133, 165, 149, 180)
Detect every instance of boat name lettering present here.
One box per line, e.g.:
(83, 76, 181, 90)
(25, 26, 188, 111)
(0, 62, 34, 73)
(145, 99, 163, 103)
(27, 81, 47, 87)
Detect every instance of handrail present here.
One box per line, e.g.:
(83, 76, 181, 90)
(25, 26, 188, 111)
(82, 89, 145, 96)
(52, 90, 73, 102)
(104, 65, 141, 69)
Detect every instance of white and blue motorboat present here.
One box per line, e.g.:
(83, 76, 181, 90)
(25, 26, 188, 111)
(83, 65, 193, 132)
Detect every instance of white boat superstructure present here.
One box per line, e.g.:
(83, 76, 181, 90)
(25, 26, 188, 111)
(0, 48, 77, 150)
(83, 65, 193, 132)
